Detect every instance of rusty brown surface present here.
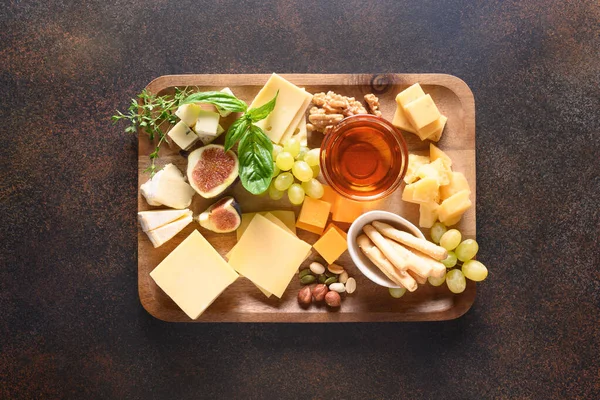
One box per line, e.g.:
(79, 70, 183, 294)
(1, 0, 599, 398)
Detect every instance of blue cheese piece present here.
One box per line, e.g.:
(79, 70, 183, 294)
(168, 121, 199, 150)
(194, 111, 223, 144)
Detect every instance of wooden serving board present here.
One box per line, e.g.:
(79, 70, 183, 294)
(138, 74, 476, 322)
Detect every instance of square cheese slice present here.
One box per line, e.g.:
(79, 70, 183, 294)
(312, 224, 348, 265)
(251, 74, 313, 144)
(396, 83, 426, 108)
(403, 94, 441, 130)
(150, 230, 238, 319)
(279, 95, 312, 144)
(228, 214, 311, 298)
(392, 104, 417, 134)
(236, 210, 296, 241)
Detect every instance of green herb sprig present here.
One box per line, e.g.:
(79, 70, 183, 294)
(111, 87, 193, 176)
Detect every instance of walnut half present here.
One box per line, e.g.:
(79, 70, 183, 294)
(308, 91, 382, 134)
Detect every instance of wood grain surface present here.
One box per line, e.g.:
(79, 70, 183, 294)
(138, 74, 476, 322)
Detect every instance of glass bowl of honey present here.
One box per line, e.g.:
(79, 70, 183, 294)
(320, 114, 409, 201)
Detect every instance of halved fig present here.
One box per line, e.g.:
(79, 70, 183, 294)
(187, 144, 239, 198)
(197, 197, 242, 233)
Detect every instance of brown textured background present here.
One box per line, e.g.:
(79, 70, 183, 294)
(1, 0, 599, 399)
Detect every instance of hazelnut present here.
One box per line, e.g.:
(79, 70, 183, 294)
(325, 291, 341, 308)
(297, 286, 312, 307)
(311, 284, 328, 302)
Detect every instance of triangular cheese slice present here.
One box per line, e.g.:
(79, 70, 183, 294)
(138, 209, 191, 232)
(145, 213, 193, 248)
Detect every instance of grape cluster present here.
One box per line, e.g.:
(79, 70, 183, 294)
(269, 137, 324, 205)
(428, 222, 488, 293)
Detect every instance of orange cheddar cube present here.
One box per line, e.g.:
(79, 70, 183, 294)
(320, 184, 339, 207)
(325, 222, 348, 239)
(313, 224, 348, 264)
(332, 195, 364, 223)
(296, 197, 331, 235)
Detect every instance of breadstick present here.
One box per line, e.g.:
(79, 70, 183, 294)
(407, 270, 427, 284)
(356, 235, 418, 292)
(411, 249, 446, 279)
(386, 239, 433, 278)
(372, 221, 448, 260)
(363, 224, 410, 271)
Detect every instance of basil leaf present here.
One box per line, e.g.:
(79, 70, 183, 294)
(180, 91, 247, 113)
(238, 126, 274, 194)
(246, 91, 279, 123)
(224, 118, 250, 151)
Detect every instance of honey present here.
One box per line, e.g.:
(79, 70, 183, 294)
(321, 115, 408, 201)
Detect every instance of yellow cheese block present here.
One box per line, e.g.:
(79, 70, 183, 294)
(236, 210, 296, 241)
(251, 74, 313, 144)
(296, 197, 331, 235)
(396, 83, 426, 108)
(313, 224, 348, 265)
(404, 154, 430, 184)
(287, 116, 308, 146)
(332, 195, 364, 223)
(403, 94, 441, 130)
(440, 172, 471, 201)
(438, 190, 472, 224)
(402, 178, 440, 204)
(392, 104, 417, 134)
(263, 212, 294, 235)
(419, 202, 439, 228)
(442, 214, 462, 227)
(417, 115, 447, 141)
(149, 230, 238, 320)
(426, 116, 447, 142)
(416, 158, 452, 186)
(280, 96, 312, 145)
(429, 143, 452, 167)
(228, 214, 312, 298)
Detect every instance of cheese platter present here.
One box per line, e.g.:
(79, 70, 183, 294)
(124, 73, 479, 322)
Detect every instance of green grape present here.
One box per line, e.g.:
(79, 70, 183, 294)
(428, 275, 446, 287)
(276, 151, 294, 171)
(272, 144, 283, 159)
(274, 172, 294, 191)
(441, 251, 457, 268)
(292, 161, 313, 182)
(446, 269, 466, 294)
(272, 162, 280, 177)
(295, 146, 309, 161)
(462, 260, 488, 281)
(389, 287, 407, 298)
(455, 239, 479, 261)
(311, 164, 321, 178)
(304, 148, 321, 167)
(439, 229, 462, 251)
(283, 137, 301, 158)
(288, 183, 305, 205)
(302, 179, 324, 199)
(430, 222, 447, 244)
(268, 181, 284, 200)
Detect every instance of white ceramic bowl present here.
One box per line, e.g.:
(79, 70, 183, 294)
(347, 210, 425, 288)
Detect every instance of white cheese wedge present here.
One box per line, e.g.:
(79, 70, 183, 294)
(140, 164, 195, 209)
(168, 120, 199, 150)
(216, 87, 235, 117)
(150, 230, 239, 319)
(138, 209, 192, 232)
(250, 74, 313, 144)
(175, 103, 202, 127)
(145, 213, 193, 248)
